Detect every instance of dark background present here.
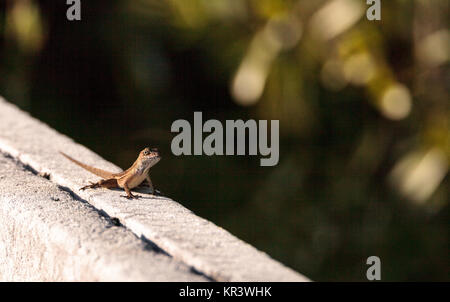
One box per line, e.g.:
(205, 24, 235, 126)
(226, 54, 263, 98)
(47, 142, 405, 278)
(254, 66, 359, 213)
(0, 0, 448, 281)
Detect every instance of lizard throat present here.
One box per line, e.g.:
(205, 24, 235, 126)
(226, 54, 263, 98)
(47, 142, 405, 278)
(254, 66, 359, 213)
(136, 158, 159, 175)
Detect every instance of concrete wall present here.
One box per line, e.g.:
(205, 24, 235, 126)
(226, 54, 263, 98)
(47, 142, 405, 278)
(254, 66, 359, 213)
(0, 96, 309, 282)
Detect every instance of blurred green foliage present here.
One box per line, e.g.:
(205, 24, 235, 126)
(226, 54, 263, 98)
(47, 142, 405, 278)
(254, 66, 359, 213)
(0, 0, 448, 280)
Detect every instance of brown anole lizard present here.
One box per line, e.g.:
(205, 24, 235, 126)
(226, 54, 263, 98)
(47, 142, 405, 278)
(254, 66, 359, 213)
(60, 147, 161, 199)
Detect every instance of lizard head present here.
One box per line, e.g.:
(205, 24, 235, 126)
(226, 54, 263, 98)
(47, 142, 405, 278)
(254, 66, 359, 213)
(140, 147, 161, 168)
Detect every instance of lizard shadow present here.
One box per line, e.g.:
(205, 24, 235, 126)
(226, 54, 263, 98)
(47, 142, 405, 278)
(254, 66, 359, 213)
(107, 187, 168, 200)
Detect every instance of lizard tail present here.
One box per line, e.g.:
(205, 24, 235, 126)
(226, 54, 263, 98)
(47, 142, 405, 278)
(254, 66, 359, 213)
(59, 151, 116, 179)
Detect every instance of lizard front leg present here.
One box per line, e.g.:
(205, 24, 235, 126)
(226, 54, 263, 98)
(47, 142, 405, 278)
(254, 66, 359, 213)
(138, 175, 156, 191)
(121, 183, 140, 199)
(145, 175, 154, 191)
(145, 175, 161, 195)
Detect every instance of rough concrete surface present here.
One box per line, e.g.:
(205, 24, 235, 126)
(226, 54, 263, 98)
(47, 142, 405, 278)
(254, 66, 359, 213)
(0, 96, 310, 281)
(0, 153, 208, 281)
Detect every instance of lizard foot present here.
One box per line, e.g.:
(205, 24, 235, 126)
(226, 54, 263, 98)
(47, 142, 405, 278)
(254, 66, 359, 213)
(151, 189, 162, 196)
(80, 181, 98, 191)
(121, 194, 141, 199)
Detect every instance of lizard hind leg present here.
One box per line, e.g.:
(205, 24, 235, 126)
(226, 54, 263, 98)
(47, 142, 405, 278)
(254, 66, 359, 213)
(80, 178, 118, 191)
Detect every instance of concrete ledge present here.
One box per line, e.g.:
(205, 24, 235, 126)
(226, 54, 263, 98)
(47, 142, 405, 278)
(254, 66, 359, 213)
(0, 96, 309, 282)
(0, 153, 208, 281)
